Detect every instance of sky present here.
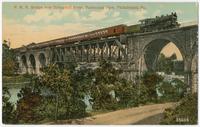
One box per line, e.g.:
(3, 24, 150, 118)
(2, 2, 199, 60)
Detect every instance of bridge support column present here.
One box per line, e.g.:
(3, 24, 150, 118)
(27, 55, 33, 74)
(35, 53, 41, 75)
(191, 53, 198, 93)
(45, 48, 51, 65)
(17, 56, 25, 74)
(184, 57, 193, 93)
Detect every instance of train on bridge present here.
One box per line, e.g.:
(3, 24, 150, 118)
(23, 12, 180, 49)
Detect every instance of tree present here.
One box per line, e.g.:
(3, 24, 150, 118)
(171, 79, 187, 99)
(115, 79, 138, 108)
(2, 40, 17, 75)
(157, 53, 177, 74)
(89, 60, 120, 110)
(157, 79, 186, 102)
(169, 53, 177, 60)
(157, 53, 166, 71)
(69, 67, 93, 118)
(137, 83, 149, 104)
(39, 64, 72, 121)
(16, 86, 42, 123)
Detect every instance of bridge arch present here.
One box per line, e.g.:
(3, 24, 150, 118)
(39, 53, 46, 68)
(21, 55, 28, 73)
(29, 54, 36, 73)
(143, 36, 185, 71)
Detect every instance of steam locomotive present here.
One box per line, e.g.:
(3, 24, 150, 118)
(27, 12, 180, 49)
(139, 12, 180, 32)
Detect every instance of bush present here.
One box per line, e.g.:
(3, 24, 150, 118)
(38, 64, 88, 120)
(157, 79, 186, 102)
(2, 87, 16, 124)
(89, 60, 120, 110)
(141, 72, 163, 102)
(115, 79, 138, 108)
(16, 87, 42, 123)
(137, 84, 149, 104)
(35, 95, 88, 120)
(161, 93, 197, 124)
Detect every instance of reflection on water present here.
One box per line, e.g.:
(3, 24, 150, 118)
(8, 88, 21, 107)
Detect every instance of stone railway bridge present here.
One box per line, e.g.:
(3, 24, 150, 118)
(15, 24, 198, 93)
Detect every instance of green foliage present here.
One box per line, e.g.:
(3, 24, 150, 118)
(39, 64, 72, 120)
(137, 84, 149, 104)
(2, 40, 18, 76)
(2, 87, 16, 124)
(157, 53, 183, 74)
(71, 68, 93, 99)
(114, 76, 153, 108)
(89, 60, 120, 110)
(16, 87, 42, 123)
(141, 72, 163, 102)
(161, 93, 197, 124)
(90, 82, 118, 110)
(171, 79, 187, 98)
(39, 64, 72, 95)
(64, 62, 77, 73)
(2, 57, 192, 124)
(38, 64, 87, 120)
(70, 68, 93, 116)
(83, 60, 152, 110)
(115, 79, 138, 108)
(95, 60, 121, 84)
(34, 97, 56, 120)
(157, 79, 186, 102)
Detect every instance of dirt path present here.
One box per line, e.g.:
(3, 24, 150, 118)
(47, 102, 177, 125)
(83, 102, 176, 125)
(133, 113, 164, 125)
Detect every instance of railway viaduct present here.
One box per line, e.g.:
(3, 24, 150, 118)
(14, 24, 198, 93)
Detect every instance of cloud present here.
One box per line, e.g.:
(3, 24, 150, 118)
(23, 9, 80, 23)
(82, 8, 109, 21)
(23, 7, 110, 24)
(128, 8, 147, 24)
(112, 11, 120, 18)
(152, 10, 161, 17)
(3, 18, 97, 48)
(176, 10, 183, 15)
(131, 8, 147, 19)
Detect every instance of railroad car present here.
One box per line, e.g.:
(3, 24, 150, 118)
(62, 24, 127, 44)
(26, 12, 179, 49)
(39, 24, 127, 47)
(126, 24, 141, 33)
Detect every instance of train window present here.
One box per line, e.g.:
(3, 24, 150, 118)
(113, 29, 116, 33)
